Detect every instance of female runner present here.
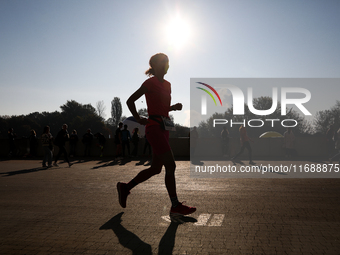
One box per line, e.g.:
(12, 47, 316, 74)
(117, 53, 196, 217)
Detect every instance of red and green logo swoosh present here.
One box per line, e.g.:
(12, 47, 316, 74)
(196, 82, 223, 106)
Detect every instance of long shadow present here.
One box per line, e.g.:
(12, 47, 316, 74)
(100, 212, 197, 255)
(0, 167, 48, 177)
(158, 221, 180, 255)
(135, 158, 152, 166)
(96, 158, 115, 164)
(158, 216, 197, 255)
(231, 159, 245, 165)
(119, 157, 132, 166)
(72, 158, 93, 164)
(308, 158, 340, 164)
(135, 158, 148, 166)
(190, 160, 204, 166)
(92, 160, 119, 169)
(100, 212, 152, 255)
(68, 158, 116, 165)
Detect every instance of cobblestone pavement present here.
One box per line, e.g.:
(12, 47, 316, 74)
(1, 158, 340, 254)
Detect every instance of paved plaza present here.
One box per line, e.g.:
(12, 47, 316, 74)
(1, 158, 340, 254)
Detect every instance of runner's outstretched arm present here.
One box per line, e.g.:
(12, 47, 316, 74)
(169, 103, 183, 112)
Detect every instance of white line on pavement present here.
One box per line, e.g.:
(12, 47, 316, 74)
(193, 213, 211, 226)
(161, 215, 172, 222)
(160, 214, 225, 227)
(207, 214, 224, 226)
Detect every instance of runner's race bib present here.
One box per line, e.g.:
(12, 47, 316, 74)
(161, 116, 176, 131)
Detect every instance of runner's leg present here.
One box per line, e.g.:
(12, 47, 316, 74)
(129, 152, 163, 185)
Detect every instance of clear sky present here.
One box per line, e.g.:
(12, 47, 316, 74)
(1, 0, 339, 127)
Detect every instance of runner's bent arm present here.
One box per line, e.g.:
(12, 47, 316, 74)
(127, 85, 149, 125)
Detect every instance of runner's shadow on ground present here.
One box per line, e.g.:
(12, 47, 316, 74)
(100, 212, 197, 255)
(158, 216, 197, 255)
(100, 212, 152, 254)
(0, 167, 48, 177)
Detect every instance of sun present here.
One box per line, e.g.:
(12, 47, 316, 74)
(165, 16, 191, 49)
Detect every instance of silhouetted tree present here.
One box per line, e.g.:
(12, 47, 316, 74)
(137, 108, 148, 117)
(170, 124, 190, 138)
(314, 101, 340, 134)
(96, 100, 106, 120)
(111, 97, 122, 128)
(0, 100, 109, 139)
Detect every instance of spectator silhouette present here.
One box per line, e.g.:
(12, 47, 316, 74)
(28, 129, 38, 157)
(69, 130, 78, 157)
(232, 125, 255, 164)
(330, 127, 340, 163)
(131, 128, 140, 157)
(82, 129, 93, 157)
(54, 124, 72, 167)
(115, 122, 123, 158)
(221, 126, 230, 158)
(121, 124, 131, 157)
(143, 134, 151, 156)
(283, 127, 295, 158)
(41, 126, 53, 168)
(94, 132, 106, 157)
(326, 124, 336, 161)
(8, 128, 17, 157)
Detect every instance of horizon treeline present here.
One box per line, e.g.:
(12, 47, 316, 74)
(1, 100, 111, 139)
(0, 99, 190, 139)
(2, 97, 338, 139)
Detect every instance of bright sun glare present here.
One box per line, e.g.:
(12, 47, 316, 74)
(165, 16, 191, 49)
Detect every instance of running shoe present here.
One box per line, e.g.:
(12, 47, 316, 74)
(117, 182, 130, 208)
(170, 201, 196, 217)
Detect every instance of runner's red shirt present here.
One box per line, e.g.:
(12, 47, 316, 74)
(142, 76, 171, 121)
